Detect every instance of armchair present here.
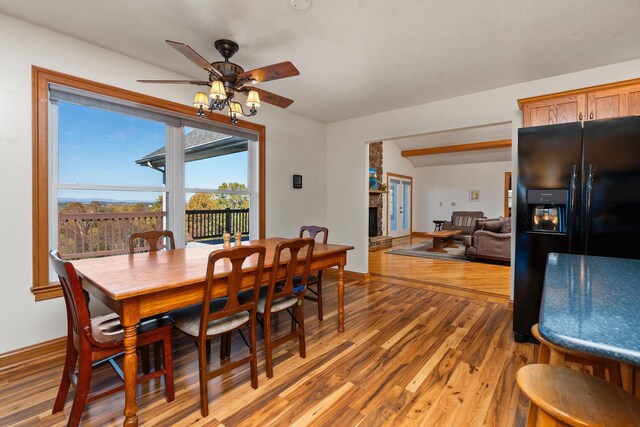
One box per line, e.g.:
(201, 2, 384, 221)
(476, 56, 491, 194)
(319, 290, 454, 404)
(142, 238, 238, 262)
(463, 217, 511, 262)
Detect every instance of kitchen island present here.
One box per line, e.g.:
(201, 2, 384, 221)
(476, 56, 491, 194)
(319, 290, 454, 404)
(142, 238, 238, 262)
(538, 253, 640, 366)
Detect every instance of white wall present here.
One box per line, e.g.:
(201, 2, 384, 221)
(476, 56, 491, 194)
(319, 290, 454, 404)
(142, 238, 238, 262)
(326, 56, 640, 284)
(0, 13, 326, 353)
(413, 161, 511, 232)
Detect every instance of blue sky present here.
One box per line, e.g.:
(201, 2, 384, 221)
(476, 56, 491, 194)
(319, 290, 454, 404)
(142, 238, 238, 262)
(58, 102, 247, 202)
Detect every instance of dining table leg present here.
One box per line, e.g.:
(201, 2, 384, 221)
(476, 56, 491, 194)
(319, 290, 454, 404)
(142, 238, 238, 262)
(121, 301, 140, 427)
(338, 264, 345, 332)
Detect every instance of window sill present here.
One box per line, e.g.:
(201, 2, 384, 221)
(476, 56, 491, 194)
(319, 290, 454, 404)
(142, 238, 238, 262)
(31, 283, 63, 301)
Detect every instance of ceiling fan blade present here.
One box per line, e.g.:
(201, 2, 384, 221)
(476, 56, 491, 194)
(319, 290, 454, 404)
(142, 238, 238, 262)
(241, 86, 294, 108)
(238, 61, 299, 84)
(165, 40, 222, 78)
(137, 79, 211, 86)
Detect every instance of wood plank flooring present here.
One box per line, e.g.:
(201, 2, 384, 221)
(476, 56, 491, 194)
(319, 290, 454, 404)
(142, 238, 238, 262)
(0, 262, 534, 426)
(369, 236, 511, 299)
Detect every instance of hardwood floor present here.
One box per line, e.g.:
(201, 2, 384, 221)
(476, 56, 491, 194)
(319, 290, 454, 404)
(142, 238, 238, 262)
(1, 252, 533, 426)
(370, 236, 511, 300)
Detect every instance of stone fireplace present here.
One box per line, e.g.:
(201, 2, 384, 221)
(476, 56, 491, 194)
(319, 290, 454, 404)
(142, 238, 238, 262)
(368, 142, 392, 250)
(368, 207, 378, 237)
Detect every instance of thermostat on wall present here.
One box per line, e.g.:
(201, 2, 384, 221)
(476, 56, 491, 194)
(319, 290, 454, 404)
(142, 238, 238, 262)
(293, 174, 302, 189)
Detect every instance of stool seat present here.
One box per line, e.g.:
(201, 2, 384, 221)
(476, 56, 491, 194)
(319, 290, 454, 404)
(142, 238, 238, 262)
(517, 364, 640, 427)
(532, 323, 622, 387)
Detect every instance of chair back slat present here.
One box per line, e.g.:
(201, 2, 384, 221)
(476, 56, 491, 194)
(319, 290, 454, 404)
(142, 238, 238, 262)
(268, 238, 314, 304)
(128, 230, 175, 254)
(200, 245, 266, 342)
(49, 250, 92, 341)
(299, 226, 328, 243)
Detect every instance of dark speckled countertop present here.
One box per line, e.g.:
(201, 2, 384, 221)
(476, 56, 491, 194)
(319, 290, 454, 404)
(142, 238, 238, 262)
(539, 253, 640, 365)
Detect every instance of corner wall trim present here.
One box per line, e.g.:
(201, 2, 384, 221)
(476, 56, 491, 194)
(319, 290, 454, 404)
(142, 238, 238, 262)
(0, 336, 66, 371)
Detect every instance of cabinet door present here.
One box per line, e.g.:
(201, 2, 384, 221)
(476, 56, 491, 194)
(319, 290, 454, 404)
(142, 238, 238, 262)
(522, 94, 586, 127)
(587, 83, 640, 120)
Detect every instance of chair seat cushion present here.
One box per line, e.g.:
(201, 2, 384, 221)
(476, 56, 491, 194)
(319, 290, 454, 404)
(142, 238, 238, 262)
(259, 294, 298, 314)
(241, 286, 299, 314)
(168, 299, 250, 338)
(91, 313, 173, 345)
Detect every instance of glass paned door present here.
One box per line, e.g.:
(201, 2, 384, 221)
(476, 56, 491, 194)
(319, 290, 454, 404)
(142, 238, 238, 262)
(388, 176, 412, 237)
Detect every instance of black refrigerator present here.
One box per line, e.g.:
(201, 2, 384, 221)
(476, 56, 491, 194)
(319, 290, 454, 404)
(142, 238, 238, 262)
(514, 115, 640, 342)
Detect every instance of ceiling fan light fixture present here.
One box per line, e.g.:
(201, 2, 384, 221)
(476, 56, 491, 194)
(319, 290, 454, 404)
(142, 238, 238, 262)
(246, 90, 261, 109)
(209, 80, 227, 100)
(228, 101, 243, 122)
(140, 38, 298, 124)
(193, 91, 209, 108)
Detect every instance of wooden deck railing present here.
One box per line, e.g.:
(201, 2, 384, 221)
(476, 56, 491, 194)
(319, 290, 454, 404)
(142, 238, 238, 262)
(185, 208, 249, 240)
(58, 211, 166, 259)
(58, 208, 250, 259)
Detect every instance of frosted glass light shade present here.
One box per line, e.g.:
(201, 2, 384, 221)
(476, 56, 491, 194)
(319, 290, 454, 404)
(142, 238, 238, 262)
(246, 90, 261, 108)
(193, 92, 209, 108)
(209, 81, 227, 100)
(228, 101, 243, 118)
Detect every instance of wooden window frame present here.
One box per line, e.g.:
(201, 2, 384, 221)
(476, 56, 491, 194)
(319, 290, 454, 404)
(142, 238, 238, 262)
(32, 66, 266, 301)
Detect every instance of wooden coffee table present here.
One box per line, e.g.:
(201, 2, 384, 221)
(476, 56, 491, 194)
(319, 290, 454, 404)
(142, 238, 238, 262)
(418, 230, 462, 253)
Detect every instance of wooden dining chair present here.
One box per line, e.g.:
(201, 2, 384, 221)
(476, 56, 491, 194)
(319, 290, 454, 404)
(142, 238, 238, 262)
(128, 230, 176, 374)
(128, 230, 175, 254)
(256, 238, 314, 379)
(49, 251, 174, 427)
(167, 245, 266, 417)
(299, 226, 328, 320)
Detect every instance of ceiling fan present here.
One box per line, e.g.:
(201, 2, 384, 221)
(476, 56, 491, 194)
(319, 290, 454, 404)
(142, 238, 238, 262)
(138, 39, 299, 124)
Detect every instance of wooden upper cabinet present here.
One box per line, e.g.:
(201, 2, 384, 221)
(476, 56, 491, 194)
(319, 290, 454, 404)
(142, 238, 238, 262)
(586, 82, 640, 121)
(519, 78, 640, 127)
(522, 94, 586, 127)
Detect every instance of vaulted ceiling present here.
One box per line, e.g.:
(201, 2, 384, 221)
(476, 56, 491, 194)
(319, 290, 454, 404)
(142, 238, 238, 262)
(1, 0, 639, 123)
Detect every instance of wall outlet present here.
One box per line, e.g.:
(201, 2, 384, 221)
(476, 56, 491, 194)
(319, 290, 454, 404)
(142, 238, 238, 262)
(451, 202, 456, 206)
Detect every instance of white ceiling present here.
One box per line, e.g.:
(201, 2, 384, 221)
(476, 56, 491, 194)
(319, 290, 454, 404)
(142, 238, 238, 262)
(390, 122, 512, 167)
(1, 0, 639, 123)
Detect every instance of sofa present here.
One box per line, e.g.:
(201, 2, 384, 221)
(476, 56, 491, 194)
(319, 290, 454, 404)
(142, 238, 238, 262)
(442, 211, 486, 241)
(463, 217, 511, 262)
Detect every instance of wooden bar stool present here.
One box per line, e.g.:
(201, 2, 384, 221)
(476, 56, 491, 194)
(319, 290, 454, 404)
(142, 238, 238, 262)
(517, 364, 640, 427)
(532, 323, 622, 386)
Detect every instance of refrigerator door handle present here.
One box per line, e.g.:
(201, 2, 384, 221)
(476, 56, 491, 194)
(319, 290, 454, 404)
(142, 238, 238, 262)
(583, 164, 594, 254)
(568, 164, 578, 252)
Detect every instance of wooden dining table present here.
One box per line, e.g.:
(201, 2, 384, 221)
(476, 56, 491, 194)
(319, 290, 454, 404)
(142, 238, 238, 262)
(72, 237, 354, 427)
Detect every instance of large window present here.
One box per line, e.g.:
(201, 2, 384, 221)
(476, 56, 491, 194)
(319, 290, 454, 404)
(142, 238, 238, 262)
(32, 67, 265, 300)
(182, 127, 254, 246)
(52, 101, 169, 265)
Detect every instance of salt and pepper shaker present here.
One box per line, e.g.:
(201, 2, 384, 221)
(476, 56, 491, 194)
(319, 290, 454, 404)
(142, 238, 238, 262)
(234, 232, 242, 246)
(222, 232, 231, 249)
